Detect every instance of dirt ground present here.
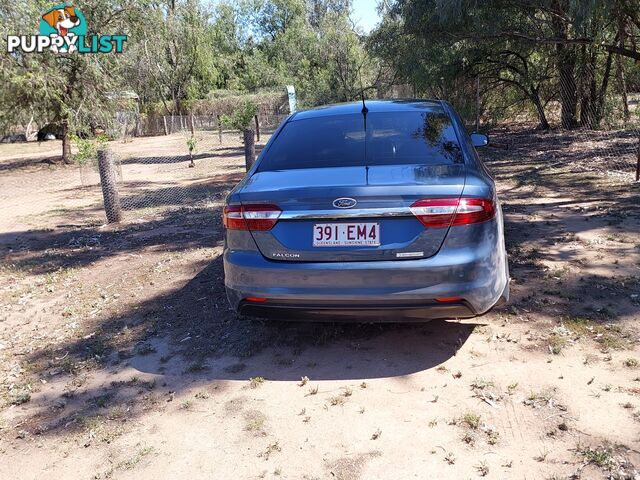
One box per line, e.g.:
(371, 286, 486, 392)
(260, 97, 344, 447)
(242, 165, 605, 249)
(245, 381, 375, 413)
(0, 126, 639, 479)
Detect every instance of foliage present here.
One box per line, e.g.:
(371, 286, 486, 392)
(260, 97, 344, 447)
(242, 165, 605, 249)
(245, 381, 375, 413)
(0, 0, 134, 161)
(71, 134, 109, 165)
(141, 91, 286, 117)
(0, 1, 386, 139)
(124, 0, 222, 113)
(186, 136, 197, 153)
(120, 0, 382, 111)
(2, 0, 640, 161)
(222, 101, 259, 131)
(373, 0, 640, 129)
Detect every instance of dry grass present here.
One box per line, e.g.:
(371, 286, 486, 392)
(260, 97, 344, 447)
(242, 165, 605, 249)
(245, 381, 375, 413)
(249, 376, 266, 389)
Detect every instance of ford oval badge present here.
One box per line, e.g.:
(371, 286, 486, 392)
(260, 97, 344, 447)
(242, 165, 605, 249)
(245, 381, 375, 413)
(333, 197, 357, 209)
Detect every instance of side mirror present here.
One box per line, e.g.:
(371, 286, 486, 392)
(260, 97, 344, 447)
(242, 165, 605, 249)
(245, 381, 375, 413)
(470, 132, 489, 148)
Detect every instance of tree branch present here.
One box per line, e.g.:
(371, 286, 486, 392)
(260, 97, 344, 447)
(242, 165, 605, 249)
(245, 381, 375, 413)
(601, 43, 640, 61)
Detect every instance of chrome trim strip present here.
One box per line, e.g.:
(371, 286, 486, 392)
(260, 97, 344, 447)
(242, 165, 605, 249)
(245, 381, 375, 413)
(279, 207, 413, 220)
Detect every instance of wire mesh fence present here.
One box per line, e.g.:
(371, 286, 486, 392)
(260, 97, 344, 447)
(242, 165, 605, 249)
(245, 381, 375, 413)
(133, 113, 287, 138)
(73, 114, 288, 223)
(0, 87, 638, 250)
(0, 113, 288, 261)
(520, 98, 640, 180)
(469, 62, 640, 181)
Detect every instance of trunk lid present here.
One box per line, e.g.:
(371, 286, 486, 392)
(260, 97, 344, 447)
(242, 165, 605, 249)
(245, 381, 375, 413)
(238, 164, 466, 262)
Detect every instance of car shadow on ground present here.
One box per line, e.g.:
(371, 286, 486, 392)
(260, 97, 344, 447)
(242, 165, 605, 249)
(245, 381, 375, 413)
(130, 313, 480, 383)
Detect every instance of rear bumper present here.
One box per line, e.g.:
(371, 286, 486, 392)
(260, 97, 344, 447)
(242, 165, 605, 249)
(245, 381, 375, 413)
(238, 299, 476, 322)
(224, 219, 509, 321)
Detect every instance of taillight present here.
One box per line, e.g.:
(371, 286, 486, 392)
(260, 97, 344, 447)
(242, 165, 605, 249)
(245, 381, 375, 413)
(223, 205, 245, 229)
(453, 198, 495, 225)
(223, 204, 281, 231)
(410, 197, 495, 228)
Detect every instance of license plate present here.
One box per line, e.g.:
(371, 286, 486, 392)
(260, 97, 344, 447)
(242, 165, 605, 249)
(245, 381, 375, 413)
(313, 223, 380, 247)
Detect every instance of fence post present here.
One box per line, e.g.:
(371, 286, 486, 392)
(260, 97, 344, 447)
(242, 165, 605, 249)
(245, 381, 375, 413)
(243, 128, 255, 171)
(636, 136, 640, 182)
(163, 116, 168, 136)
(475, 76, 480, 132)
(254, 115, 260, 142)
(97, 149, 122, 223)
(217, 115, 222, 144)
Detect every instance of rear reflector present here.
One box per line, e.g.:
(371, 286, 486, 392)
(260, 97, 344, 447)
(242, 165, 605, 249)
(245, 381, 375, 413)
(410, 197, 495, 228)
(223, 204, 282, 231)
(245, 297, 267, 302)
(435, 297, 463, 303)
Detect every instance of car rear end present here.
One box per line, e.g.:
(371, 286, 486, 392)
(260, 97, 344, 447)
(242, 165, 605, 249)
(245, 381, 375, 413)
(223, 100, 509, 321)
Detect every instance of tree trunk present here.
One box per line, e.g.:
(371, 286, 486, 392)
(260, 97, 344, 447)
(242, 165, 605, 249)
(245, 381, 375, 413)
(616, 14, 630, 122)
(254, 115, 260, 142)
(557, 43, 578, 129)
(595, 50, 614, 127)
(61, 119, 72, 164)
(578, 45, 593, 128)
(243, 128, 255, 171)
(636, 136, 640, 182)
(616, 56, 630, 122)
(579, 48, 598, 128)
(25, 115, 34, 141)
(530, 87, 550, 130)
(552, 8, 578, 129)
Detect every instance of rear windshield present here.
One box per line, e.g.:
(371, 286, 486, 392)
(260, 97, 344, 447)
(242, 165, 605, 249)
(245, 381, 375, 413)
(257, 110, 463, 172)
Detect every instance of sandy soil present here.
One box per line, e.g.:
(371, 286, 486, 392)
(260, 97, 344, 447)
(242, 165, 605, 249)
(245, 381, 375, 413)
(0, 126, 639, 479)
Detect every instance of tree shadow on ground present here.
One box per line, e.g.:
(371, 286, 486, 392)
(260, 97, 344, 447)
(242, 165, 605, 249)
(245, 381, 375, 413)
(119, 173, 244, 211)
(0, 207, 221, 273)
(0, 170, 245, 272)
(0, 146, 67, 173)
(487, 126, 640, 183)
(10, 233, 637, 442)
(483, 124, 640, 321)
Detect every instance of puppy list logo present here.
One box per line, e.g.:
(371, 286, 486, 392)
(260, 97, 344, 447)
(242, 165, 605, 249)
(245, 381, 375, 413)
(6, 5, 127, 54)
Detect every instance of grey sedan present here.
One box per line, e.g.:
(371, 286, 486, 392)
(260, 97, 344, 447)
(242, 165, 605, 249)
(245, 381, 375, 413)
(223, 99, 509, 321)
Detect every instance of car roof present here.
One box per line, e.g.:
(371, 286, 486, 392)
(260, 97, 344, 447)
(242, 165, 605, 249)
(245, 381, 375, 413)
(290, 99, 445, 122)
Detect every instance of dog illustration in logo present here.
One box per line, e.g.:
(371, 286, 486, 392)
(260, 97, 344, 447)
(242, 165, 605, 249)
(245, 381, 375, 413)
(41, 6, 81, 52)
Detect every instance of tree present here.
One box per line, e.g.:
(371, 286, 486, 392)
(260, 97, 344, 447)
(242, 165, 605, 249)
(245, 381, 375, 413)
(0, 0, 136, 163)
(222, 101, 259, 170)
(234, 0, 387, 106)
(127, 0, 221, 114)
(375, 0, 640, 129)
(1, 0, 386, 153)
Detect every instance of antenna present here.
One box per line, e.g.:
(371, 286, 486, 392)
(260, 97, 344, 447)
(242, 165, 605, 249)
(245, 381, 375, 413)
(356, 61, 368, 115)
(361, 90, 368, 115)
(356, 65, 369, 183)
(360, 88, 369, 185)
